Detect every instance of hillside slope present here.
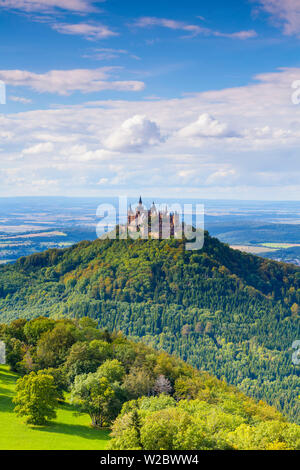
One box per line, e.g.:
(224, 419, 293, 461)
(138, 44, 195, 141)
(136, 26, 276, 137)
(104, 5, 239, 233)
(1, 318, 299, 450)
(0, 232, 299, 422)
(0, 365, 109, 450)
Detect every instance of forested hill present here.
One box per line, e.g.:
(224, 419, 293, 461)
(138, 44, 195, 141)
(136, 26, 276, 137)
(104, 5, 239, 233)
(2, 317, 299, 450)
(0, 231, 299, 422)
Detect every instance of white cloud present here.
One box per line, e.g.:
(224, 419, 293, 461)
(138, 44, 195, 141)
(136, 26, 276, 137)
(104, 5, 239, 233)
(67, 147, 115, 161)
(0, 0, 102, 13)
(104, 115, 165, 152)
(32, 132, 78, 143)
(244, 125, 294, 140)
(22, 142, 54, 154)
(97, 177, 108, 184)
(255, 0, 300, 36)
(0, 130, 14, 142)
(179, 114, 236, 138)
(0, 68, 145, 95)
(206, 168, 237, 185)
(51, 23, 118, 40)
(214, 30, 257, 40)
(133, 16, 257, 40)
(2, 67, 300, 197)
(133, 17, 209, 37)
(83, 48, 140, 61)
(10, 95, 32, 104)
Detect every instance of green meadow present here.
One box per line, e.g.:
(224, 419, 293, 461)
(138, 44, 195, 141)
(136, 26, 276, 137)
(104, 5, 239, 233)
(261, 242, 300, 249)
(0, 365, 110, 450)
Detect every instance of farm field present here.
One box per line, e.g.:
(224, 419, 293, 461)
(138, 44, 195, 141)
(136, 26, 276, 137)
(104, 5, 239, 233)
(0, 365, 110, 450)
(230, 244, 278, 254)
(261, 243, 300, 249)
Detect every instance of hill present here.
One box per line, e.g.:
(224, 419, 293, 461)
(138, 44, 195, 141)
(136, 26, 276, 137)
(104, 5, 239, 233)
(0, 231, 299, 422)
(0, 318, 299, 450)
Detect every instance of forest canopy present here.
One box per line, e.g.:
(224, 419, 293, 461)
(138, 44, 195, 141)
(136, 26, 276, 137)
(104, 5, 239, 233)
(0, 232, 299, 422)
(1, 317, 299, 450)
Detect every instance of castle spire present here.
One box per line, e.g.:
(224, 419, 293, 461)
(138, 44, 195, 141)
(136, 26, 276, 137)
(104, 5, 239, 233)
(128, 203, 134, 215)
(139, 195, 142, 205)
(151, 201, 157, 214)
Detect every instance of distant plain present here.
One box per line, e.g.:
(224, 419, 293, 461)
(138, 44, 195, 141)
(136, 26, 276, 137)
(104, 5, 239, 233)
(1, 197, 300, 265)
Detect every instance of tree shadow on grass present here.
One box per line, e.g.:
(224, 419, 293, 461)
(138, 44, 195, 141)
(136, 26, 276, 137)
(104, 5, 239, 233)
(0, 394, 14, 412)
(60, 401, 78, 413)
(34, 421, 111, 442)
(0, 370, 17, 386)
(0, 386, 13, 397)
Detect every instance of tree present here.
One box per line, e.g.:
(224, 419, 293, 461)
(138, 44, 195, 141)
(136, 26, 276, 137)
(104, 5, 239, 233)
(13, 372, 59, 425)
(71, 373, 115, 427)
(24, 317, 56, 345)
(78, 317, 98, 329)
(181, 324, 191, 336)
(291, 303, 299, 317)
(37, 368, 67, 401)
(64, 341, 98, 384)
(122, 368, 154, 399)
(88, 339, 112, 363)
(153, 375, 172, 395)
(17, 347, 36, 374)
(109, 412, 142, 450)
(97, 359, 125, 383)
(5, 337, 24, 372)
(154, 352, 181, 383)
(112, 342, 136, 371)
(2, 319, 27, 342)
(36, 322, 78, 368)
(140, 408, 192, 450)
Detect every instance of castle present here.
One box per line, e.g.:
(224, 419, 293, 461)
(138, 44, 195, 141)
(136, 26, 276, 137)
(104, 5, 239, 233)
(127, 197, 180, 239)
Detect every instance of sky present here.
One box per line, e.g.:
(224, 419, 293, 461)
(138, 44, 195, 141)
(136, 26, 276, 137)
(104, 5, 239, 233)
(1, 0, 300, 199)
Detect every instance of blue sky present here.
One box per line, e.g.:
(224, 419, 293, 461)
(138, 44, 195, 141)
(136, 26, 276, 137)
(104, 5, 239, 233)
(1, 0, 300, 199)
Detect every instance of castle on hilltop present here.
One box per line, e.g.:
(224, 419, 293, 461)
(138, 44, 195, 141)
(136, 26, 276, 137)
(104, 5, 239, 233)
(127, 196, 180, 238)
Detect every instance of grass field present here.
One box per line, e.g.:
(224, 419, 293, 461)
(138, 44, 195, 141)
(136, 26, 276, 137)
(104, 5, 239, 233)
(261, 243, 300, 249)
(0, 365, 110, 450)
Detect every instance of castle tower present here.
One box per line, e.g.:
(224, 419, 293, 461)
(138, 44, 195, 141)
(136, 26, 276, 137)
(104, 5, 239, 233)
(150, 201, 157, 215)
(128, 203, 135, 225)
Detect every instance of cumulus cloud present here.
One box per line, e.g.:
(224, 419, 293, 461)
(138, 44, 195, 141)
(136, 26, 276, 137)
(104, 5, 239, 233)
(244, 125, 294, 141)
(51, 23, 118, 40)
(255, 0, 300, 36)
(104, 115, 165, 152)
(0, 68, 145, 95)
(133, 16, 257, 39)
(0, 0, 102, 13)
(2, 67, 300, 197)
(179, 114, 236, 139)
